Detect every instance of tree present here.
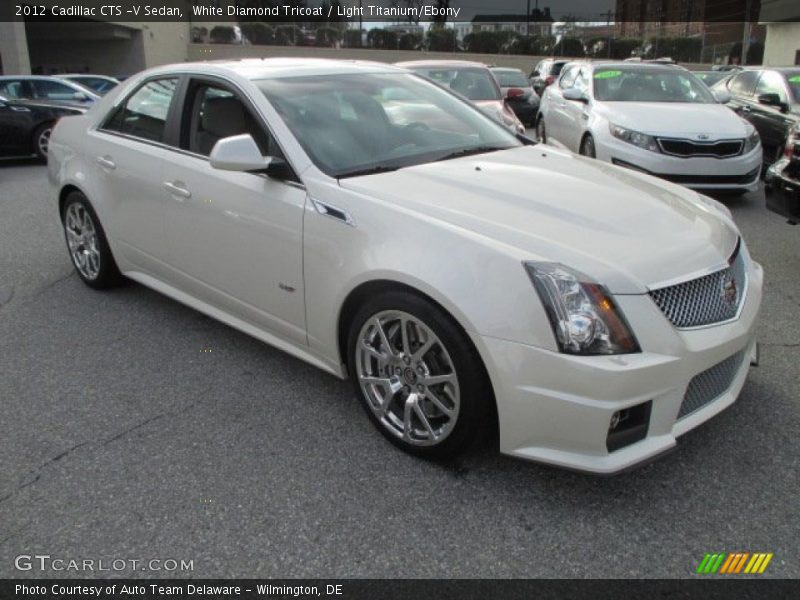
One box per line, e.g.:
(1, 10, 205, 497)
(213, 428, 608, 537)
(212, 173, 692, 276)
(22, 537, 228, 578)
(431, 0, 451, 26)
(553, 37, 585, 57)
(315, 27, 342, 47)
(210, 26, 236, 44)
(239, 22, 274, 45)
(427, 26, 457, 52)
(367, 28, 399, 50)
(275, 25, 303, 46)
(398, 32, 423, 50)
(608, 38, 642, 60)
(402, 0, 424, 24)
(344, 28, 363, 47)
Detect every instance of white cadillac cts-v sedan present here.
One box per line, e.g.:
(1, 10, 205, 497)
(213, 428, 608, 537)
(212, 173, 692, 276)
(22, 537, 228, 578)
(536, 62, 763, 193)
(48, 59, 763, 473)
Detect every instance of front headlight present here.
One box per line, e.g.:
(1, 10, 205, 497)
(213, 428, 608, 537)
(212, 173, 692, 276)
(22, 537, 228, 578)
(525, 262, 640, 355)
(743, 127, 760, 154)
(609, 122, 660, 153)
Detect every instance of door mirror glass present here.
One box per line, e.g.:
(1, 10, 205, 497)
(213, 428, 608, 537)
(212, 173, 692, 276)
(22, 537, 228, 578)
(712, 89, 731, 104)
(563, 87, 588, 103)
(209, 134, 269, 172)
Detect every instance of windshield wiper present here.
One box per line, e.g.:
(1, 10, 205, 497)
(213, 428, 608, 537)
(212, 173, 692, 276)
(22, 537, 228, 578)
(434, 145, 507, 162)
(337, 165, 400, 179)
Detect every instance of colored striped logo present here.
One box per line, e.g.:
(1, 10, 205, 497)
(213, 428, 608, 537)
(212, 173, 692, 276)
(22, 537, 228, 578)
(696, 552, 773, 574)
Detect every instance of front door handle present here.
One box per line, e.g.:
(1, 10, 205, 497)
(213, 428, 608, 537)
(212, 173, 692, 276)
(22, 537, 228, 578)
(96, 156, 116, 170)
(163, 181, 192, 199)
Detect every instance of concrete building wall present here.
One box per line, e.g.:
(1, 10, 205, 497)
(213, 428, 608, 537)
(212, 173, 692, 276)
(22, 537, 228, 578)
(0, 22, 32, 75)
(762, 22, 800, 66)
(138, 22, 191, 69)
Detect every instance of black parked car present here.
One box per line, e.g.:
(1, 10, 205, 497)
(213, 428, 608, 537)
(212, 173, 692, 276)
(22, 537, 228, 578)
(712, 67, 800, 168)
(0, 95, 87, 159)
(490, 67, 540, 126)
(765, 123, 800, 221)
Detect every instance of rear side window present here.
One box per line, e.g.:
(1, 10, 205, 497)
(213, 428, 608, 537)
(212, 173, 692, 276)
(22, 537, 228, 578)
(728, 71, 759, 97)
(0, 80, 28, 99)
(32, 79, 83, 100)
(103, 78, 178, 143)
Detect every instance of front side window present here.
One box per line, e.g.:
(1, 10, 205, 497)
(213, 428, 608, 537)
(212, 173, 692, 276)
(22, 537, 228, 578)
(593, 67, 714, 103)
(183, 83, 279, 158)
(256, 73, 520, 178)
(103, 78, 178, 143)
(559, 66, 579, 89)
(728, 71, 759, 97)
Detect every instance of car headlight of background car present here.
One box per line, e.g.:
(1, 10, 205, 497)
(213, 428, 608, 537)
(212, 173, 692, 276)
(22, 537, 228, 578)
(525, 262, 640, 355)
(609, 123, 661, 153)
(743, 127, 761, 154)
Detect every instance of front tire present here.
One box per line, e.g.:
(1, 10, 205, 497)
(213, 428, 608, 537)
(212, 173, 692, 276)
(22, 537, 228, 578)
(580, 134, 596, 158)
(61, 191, 122, 289)
(347, 291, 493, 459)
(536, 117, 546, 143)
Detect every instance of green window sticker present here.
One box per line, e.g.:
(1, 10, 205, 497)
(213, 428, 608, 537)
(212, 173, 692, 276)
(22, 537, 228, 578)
(788, 75, 800, 83)
(594, 70, 622, 80)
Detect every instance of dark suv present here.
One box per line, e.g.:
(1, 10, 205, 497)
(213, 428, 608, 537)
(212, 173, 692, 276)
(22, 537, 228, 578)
(712, 68, 800, 168)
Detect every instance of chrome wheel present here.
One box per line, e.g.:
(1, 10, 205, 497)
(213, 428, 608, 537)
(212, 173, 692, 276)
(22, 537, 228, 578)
(37, 126, 52, 158)
(64, 203, 101, 280)
(355, 310, 460, 446)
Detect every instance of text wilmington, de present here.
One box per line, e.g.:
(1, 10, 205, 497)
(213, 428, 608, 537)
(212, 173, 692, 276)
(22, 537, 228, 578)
(193, 3, 461, 19)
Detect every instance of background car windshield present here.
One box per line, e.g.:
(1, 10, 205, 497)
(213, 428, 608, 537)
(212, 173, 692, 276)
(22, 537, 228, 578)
(408, 67, 501, 101)
(493, 70, 529, 87)
(594, 68, 715, 103)
(256, 73, 520, 178)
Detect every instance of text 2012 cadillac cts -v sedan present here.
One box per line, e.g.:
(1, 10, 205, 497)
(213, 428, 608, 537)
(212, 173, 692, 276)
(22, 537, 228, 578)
(48, 59, 763, 474)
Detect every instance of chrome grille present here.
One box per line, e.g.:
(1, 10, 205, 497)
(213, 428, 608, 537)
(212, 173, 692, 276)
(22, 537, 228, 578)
(649, 243, 746, 329)
(678, 350, 745, 419)
(657, 138, 743, 158)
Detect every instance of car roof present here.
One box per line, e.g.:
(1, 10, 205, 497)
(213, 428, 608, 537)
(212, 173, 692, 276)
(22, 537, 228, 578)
(587, 62, 688, 72)
(395, 60, 489, 69)
(490, 67, 524, 72)
(144, 58, 406, 81)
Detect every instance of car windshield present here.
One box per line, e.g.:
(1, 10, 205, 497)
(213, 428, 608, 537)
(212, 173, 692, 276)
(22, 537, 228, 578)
(256, 73, 520, 178)
(593, 67, 715, 103)
(493, 70, 529, 88)
(784, 71, 800, 103)
(406, 66, 501, 101)
(694, 71, 728, 87)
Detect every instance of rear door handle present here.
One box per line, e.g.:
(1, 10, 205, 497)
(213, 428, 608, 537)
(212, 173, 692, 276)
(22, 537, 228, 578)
(96, 156, 116, 170)
(163, 181, 192, 199)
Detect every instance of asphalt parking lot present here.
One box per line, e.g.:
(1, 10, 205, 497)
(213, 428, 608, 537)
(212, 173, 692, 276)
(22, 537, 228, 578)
(1, 156, 798, 579)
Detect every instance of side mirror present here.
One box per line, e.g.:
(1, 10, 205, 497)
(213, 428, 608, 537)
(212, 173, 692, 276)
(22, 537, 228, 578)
(757, 93, 787, 111)
(209, 133, 293, 179)
(712, 89, 731, 104)
(563, 87, 588, 103)
(210, 134, 269, 172)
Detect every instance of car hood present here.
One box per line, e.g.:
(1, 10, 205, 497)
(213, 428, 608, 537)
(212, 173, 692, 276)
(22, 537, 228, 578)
(338, 146, 738, 294)
(595, 102, 751, 139)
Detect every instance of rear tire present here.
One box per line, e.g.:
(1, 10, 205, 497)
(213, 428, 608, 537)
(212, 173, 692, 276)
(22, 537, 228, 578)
(32, 123, 53, 161)
(61, 191, 123, 289)
(347, 290, 493, 460)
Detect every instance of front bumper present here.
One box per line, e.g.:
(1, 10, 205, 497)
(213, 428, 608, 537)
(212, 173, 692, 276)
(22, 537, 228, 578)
(472, 258, 763, 474)
(595, 133, 762, 191)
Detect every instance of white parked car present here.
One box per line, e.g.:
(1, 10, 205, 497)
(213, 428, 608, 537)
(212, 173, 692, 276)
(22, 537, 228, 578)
(536, 62, 762, 193)
(48, 59, 762, 474)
